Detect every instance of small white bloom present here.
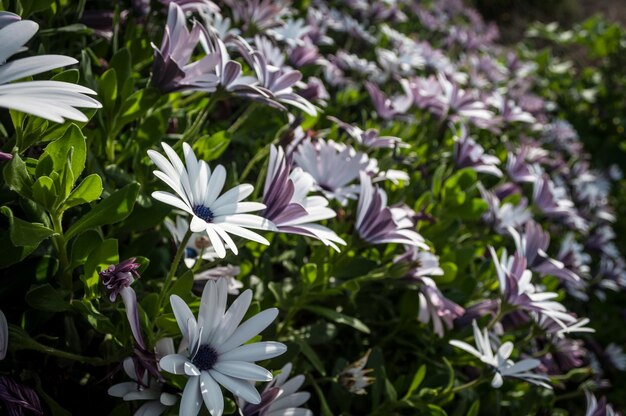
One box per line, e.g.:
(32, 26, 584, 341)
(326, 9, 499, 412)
(339, 349, 375, 395)
(450, 321, 551, 389)
(160, 279, 286, 416)
(148, 142, 275, 258)
(108, 357, 178, 416)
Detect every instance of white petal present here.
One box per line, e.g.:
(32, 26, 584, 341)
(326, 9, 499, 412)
(204, 164, 227, 206)
(200, 372, 224, 416)
(107, 382, 137, 398)
(209, 370, 262, 404)
(159, 354, 191, 375)
(213, 223, 270, 246)
(190, 215, 208, 232)
(213, 361, 272, 381)
(218, 342, 287, 362)
(170, 295, 196, 343)
(217, 308, 279, 353)
(180, 376, 202, 416)
(152, 191, 193, 215)
(213, 289, 252, 345)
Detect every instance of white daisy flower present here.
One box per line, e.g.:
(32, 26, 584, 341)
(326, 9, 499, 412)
(164, 216, 225, 268)
(450, 320, 551, 389)
(159, 279, 287, 416)
(0, 12, 101, 123)
(108, 357, 178, 416)
(148, 142, 275, 258)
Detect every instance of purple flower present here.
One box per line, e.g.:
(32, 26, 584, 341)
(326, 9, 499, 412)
(239, 362, 312, 416)
(417, 277, 465, 337)
(100, 258, 145, 349)
(151, 3, 219, 92)
(453, 126, 502, 177)
(433, 74, 493, 123)
(506, 147, 540, 183)
(533, 175, 587, 230)
(356, 172, 427, 248)
(262, 145, 345, 250)
(409, 75, 444, 111)
(585, 391, 620, 416)
(289, 39, 320, 68)
(0, 151, 12, 161)
(298, 77, 329, 105)
(365, 80, 413, 121)
(249, 52, 316, 115)
(510, 222, 581, 283)
(328, 116, 407, 149)
(489, 247, 576, 328)
(223, 0, 288, 31)
(0, 376, 43, 416)
(478, 183, 532, 234)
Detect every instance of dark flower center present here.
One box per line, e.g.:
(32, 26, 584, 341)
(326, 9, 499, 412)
(193, 205, 214, 223)
(192, 345, 219, 371)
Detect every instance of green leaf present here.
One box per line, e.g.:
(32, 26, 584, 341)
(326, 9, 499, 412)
(0, 206, 56, 247)
(98, 68, 118, 110)
(194, 131, 231, 161)
(25, 284, 70, 312)
(3, 152, 33, 198)
(403, 365, 426, 400)
(436, 262, 458, 284)
(169, 270, 195, 301)
(467, 400, 480, 416)
(293, 335, 326, 375)
(114, 88, 161, 134)
(70, 230, 103, 269)
(32, 176, 57, 211)
(65, 182, 140, 240)
(62, 174, 103, 210)
(71, 299, 115, 334)
(304, 305, 370, 334)
(36, 124, 86, 186)
(83, 239, 119, 299)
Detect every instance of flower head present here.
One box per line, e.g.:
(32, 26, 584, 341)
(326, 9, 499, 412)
(453, 126, 502, 177)
(262, 145, 345, 251)
(0, 12, 100, 122)
(450, 321, 551, 389)
(328, 116, 407, 149)
(151, 3, 219, 92)
(239, 362, 312, 416)
(356, 172, 428, 248)
(489, 247, 576, 328)
(292, 139, 366, 205)
(417, 277, 465, 337)
(100, 258, 145, 349)
(108, 355, 178, 416)
(148, 142, 274, 258)
(339, 350, 375, 395)
(159, 279, 286, 416)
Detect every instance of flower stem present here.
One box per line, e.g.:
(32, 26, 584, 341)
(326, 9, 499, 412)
(159, 228, 193, 307)
(51, 213, 71, 292)
(451, 376, 485, 393)
(227, 103, 257, 135)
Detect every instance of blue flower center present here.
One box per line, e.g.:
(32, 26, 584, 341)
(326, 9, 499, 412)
(193, 205, 214, 223)
(192, 345, 219, 371)
(185, 247, 198, 258)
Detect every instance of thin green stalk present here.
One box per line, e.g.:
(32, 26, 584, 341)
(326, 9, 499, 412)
(51, 213, 71, 292)
(239, 144, 271, 183)
(227, 103, 257, 135)
(451, 376, 485, 393)
(159, 229, 193, 307)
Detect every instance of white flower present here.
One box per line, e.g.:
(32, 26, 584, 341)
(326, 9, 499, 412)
(339, 349, 375, 395)
(292, 139, 366, 205)
(148, 142, 275, 258)
(0, 12, 100, 123)
(165, 216, 224, 268)
(450, 321, 551, 389)
(159, 279, 286, 416)
(108, 357, 178, 416)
